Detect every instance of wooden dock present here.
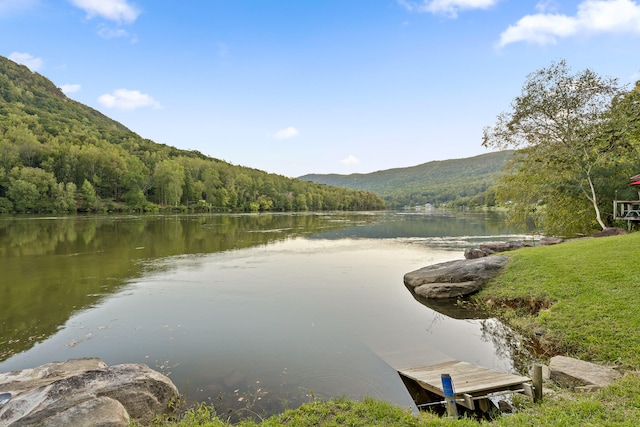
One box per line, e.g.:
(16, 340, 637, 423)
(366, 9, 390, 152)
(398, 360, 534, 413)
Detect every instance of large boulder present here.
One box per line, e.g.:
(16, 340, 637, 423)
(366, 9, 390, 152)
(404, 256, 509, 299)
(0, 358, 178, 427)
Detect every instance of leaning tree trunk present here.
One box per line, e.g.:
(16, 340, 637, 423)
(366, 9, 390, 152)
(584, 170, 606, 230)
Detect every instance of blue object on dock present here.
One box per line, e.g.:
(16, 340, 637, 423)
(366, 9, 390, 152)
(441, 374, 455, 398)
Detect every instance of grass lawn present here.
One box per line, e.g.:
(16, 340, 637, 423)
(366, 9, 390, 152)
(474, 232, 640, 368)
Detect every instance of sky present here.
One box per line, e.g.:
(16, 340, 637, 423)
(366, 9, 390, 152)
(2, 0, 640, 177)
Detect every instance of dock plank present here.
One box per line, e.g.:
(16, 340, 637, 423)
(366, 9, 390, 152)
(399, 360, 531, 397)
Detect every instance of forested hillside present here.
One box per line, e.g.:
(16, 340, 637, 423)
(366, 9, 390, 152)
(300, 151, 512, 208)
(0, 56, 384, 213)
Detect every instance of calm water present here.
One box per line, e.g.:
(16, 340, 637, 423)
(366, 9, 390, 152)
(0, 211, 531, 419)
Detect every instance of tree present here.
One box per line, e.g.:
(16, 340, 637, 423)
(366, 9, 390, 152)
(7, 179, 39, 212)
(80, 179, 97, 211)
(153, 159, 184, 206)
(482, 60, 626, 234)
(52, 182, 76, 213)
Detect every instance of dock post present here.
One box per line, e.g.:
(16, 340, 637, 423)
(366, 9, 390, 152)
(440, 374, 459, 418)
(533, 364, 543, 403)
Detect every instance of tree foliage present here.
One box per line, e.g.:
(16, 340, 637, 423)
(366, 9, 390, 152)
(0, 55, 384, 213)
(483, 60, 640, 236)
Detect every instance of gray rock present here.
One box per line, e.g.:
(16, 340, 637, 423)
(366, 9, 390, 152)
(0, 358, 178, 427)
(549, 356, 622, 391)
(404, 256, 509, 299)
(14, 396, 130, 427)
(538, 237, 564, 246)
(479, 241, 533, 253)
(463, 248, 489, 259)
(464, 241, 535, 259)
(593, 227, 627, 237)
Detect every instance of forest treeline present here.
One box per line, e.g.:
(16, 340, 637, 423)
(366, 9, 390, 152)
(300, 150, 512, 209)
(0, 56, 384, 214)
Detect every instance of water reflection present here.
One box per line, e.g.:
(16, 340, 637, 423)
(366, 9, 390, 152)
(0, 213, 369, 360)
(0, 210, 531, 421)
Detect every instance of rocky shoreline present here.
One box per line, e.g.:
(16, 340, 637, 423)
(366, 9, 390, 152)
(403, 238, 568, 299)
(0, 358, 178, 426)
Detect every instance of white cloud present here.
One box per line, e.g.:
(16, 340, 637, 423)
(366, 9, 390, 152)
(8, 52, 43, 71)
(398, 0, 499, 17)
(535, 0, 560, 13)
(341, 155, 360, 166)
(98, 89, 161, 110)
(498, 0, 640, 48)
(60, 84, 81, 94)
(69, 0, 140, 24)
(272, 127, 300, 140)
(97, 25, 129, 39)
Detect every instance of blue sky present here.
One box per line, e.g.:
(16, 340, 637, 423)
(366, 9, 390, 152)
(2, 0, 640, 177)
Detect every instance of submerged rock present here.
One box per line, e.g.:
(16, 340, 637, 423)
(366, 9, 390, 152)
(0, 358, 178, 427)
(404, 256, 509, 299)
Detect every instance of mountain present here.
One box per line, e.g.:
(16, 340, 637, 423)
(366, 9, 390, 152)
(299, 151, 513, 208)
(0, 56, 384, 213)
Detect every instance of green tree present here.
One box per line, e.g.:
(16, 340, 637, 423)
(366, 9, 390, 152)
(80, 179, 97, 211)
(153, 159, 184, 206)
(482, 60, 627, 234)
(52, 182, 76, 213)
(5, 125, 41, 167)
(7, 179, 39, 212)
(7, 166, 57, 212)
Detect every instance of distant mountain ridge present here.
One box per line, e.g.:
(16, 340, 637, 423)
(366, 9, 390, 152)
(0, 55, 384, 213)
(299, 151, 513, 208)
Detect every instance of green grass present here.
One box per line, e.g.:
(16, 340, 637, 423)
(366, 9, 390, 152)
(144, 232, 640, 426)
(146, 378, 640, 427)
(474, 232, 640, 368)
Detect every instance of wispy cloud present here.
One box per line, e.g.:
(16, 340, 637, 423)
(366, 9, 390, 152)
(271, 127, 300, 140)
(60, 84, 81, 94)
(69, 0, 140, 24)
(398, 0, 500, 18)
(535, 0, 560, 13)
(98, 89, 161, 110)
(97, 24, 130, 39)
(341, 155, 360, 166)
(8, 52, 43, 71)
(498, 0, 640, 48)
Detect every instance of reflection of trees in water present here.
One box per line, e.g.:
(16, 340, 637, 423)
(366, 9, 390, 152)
(406, 287, 535, 375)
(406, 288, 487, 320)
(480, 319, 534, 375)
(0, 213, 362, 362)
(424, 311, 447, 333)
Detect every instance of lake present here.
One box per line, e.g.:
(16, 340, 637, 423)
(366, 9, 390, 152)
(0, 210, 532, 420)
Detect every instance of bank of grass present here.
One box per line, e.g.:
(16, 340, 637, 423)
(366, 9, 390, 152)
(147, 232, 640, 426)
(474, 231, 640, 368)
(149, 376, 640, 427)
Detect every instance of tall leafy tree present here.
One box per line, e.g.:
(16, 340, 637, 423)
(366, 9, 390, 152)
(483, 60, 629, 235)
(153, 159, 185, 206)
